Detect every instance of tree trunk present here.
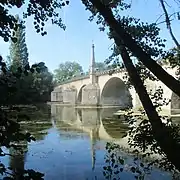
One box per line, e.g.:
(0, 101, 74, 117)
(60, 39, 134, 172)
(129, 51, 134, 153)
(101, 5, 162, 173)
(87, 0, 180, 170)
(116, 39, 180, 171)
(89, 0, 180, 97)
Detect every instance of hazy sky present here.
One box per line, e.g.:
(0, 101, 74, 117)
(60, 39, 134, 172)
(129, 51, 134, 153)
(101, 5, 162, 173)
(0, 0, 179, 73)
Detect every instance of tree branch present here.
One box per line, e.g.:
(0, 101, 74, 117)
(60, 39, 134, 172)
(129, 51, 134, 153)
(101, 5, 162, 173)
(88, 0, 180, 97)
(159, 0, 180, 48)
(115, 37, 180, 171)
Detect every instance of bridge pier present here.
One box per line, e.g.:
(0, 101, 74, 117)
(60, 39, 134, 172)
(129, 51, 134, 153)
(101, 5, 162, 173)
(63, 87, 77, 105)
(81, 84, 100, 106)
(51, 87, 63, 103)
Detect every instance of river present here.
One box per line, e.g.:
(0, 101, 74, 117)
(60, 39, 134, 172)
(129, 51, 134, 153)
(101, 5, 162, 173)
(0, 105, 176, 180)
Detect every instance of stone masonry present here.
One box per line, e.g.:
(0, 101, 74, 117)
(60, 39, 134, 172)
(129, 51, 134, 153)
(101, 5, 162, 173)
(51, 44, 179, 115)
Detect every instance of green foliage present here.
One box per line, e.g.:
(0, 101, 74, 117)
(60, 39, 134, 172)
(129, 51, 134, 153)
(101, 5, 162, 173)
(0, 1, 60, 178)
(54, 61, 83, 83)
(0, 57, 46, 179)
(0, 1, 65, 179)
(85, 0, 179, 62)
(104, 18, 170, 69)
(31, 65, 54, 103)
(4, 16, 54, 104)
(0, 0, 69, 42)
(9, 15, 29, 71)
(103, 142, 153, 180)
(0, 62, 54, 105)
(95, 62, 109, 71)
(95, 61, 124, 71)
(108, 18, 167, 58)
(168, 48, 180, 68)
(0, 0, 180, 179)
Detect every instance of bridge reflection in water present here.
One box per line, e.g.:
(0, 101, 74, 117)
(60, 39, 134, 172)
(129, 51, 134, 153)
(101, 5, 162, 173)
(51, 105, 129, 141)
(5, 105, 175, 179)
(51, 105, 129, 172)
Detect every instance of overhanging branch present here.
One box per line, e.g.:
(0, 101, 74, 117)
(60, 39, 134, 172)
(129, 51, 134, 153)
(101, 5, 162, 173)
(159, 0, 180, 48)
(88, 0, 180, 97)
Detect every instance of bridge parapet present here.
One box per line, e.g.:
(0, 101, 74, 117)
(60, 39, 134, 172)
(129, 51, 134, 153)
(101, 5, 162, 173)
(57, 67, 127, 86)
(96, 67, 126, 76)
(58, 75, 90, 85)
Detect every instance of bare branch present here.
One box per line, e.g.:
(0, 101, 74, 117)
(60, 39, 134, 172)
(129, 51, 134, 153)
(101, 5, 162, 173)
(155, 13, 165, 24)
(159, 0, 180, 48)
(174, 0, 180, 6)
(164, 0, 171, 8)
(155, 11, 179, 26)
(156, 18, 174, 26)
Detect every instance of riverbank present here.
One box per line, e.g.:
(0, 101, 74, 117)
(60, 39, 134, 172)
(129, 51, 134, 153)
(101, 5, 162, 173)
(114, 109, 180, 118)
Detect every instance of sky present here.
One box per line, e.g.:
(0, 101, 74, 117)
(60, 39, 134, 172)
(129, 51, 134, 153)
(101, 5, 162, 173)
(0, 0, 180, 73)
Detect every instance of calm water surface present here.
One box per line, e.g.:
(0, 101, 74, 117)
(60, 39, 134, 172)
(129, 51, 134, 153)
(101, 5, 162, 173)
(1, 105, 174, 180)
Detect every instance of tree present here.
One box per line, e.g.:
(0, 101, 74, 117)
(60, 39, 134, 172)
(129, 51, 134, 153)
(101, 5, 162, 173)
(158, 0, 180, 48)
(6, 13, 53, 105)
(85, 0, 180, 171)
(9, 15, 29, 71)
(0, 57, 46, 179)
(95, 62, 109, 71)
(6, 62, 54, 104)
(1, 0, 179, 95)
(0, 0, 180, 177)
(31, 65, 54, 102)
(54, 61, 83, 83)
(0, 1, 68, 179)
(87, 0, 180, 98)
(5, 55, 12, 69)
(0, 1, 68, 43)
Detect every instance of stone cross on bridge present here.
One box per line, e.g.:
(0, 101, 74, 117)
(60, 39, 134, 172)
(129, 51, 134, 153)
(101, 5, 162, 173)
(51, 44, 179, 115)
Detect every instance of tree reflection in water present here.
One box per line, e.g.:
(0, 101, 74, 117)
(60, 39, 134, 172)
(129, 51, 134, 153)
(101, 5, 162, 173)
(7, 104, 180, 179)
(8, 105, 52, 179)
(52, 105, 180, 180)
(103, 112, 180, 180)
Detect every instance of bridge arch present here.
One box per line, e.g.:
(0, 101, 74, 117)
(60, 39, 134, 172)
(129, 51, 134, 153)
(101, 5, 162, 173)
(100, 77, 132, 108)
(77, 85, 86, 104)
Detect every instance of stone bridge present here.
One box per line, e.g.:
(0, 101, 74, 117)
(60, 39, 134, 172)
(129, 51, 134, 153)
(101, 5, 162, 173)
(51, 44, 179, 115)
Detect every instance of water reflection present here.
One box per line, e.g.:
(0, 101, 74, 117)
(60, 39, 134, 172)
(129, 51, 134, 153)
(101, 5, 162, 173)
(7, 106, 52, 178)
(51, 105, 129, 141)
(50, 105, 130, 179)
(9, 142, 28, 179)
(1, 105, 174, 180)
(20, 105, 52, 141)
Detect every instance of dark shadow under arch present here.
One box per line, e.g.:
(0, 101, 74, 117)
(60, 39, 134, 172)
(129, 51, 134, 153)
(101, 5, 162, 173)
(101, 77, 132, 109)
(77, 85, 86, 104)
(77, 109, 82, 122)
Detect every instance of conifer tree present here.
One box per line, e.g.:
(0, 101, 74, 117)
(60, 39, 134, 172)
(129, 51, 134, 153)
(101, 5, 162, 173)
(9, 15, 29, 70)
